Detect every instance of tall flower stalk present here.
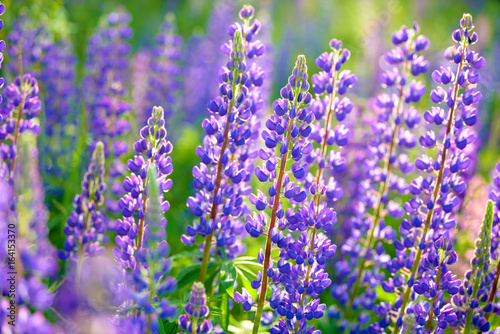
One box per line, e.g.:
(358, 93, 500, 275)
(84, 8, 133, 219)
(113, 106, 176, 332)
(183, 4, 265, 283)
(373, 14, 485, 333)
(58, 142, 107, 288)
(330, 23, 429, 330)
(478, 162, 500, 326)
(243, 54, 313, 334)
(454, 200, 493, 333)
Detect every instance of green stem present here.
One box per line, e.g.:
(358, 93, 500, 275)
(425, 251, 445, 331)
(463, 272, 480, 334)
(198, 100, 234, 283)
(293, 67, 338, 334)
(345, 56, 408, 320)
(252, 124, 294, 334)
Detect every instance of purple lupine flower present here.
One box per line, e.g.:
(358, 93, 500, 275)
(1, 145, 58, 332)
(183, 5, 265, 283)
(241, 54, 314, 332)
(143, 13, 182, 129)
(58, 142, 107, 285)
(452, 200, 493, 332)
(262, 39, 355, 333)
(83, 8, 133, 220)
(178, 282, 213, 334)
(374, 14, 485, 333)
(328, 24, 429, 332)
(132, 50, 151, 127)
(112, 107, 176, 330)
(477, 162, 500, 325)
(182, 0, 235, 124)
(40, 40, 77, 136)
(6, 15, 44, 78)
(39, 40, 78, 195)
(0, 74, 41, 180)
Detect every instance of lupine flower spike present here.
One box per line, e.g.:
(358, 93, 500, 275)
(59, 141, 107, 288)
(112, 106, 176, 332)
(179, 282, 213, 334)
(482, 162, 500, 325)
(455, 200, 493, 333)
(372, 14, 485, 334)
(331, 23, 429, 332)
(243, 54, 314, 333)
(183, 4, 265, 284)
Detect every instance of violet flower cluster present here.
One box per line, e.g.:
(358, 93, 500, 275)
(0, 2, 4, 114)
(39, 39, 78, 195)
(329, 23, 429, 332)
(183, 5, 265, 282)
(178, 282, 213, 334)
(84, 8, 133, 218)
(483, 162, 500, 322)
(144, 14, 182, 128)
(0, 74, 41, 180)
(59, 142, 107, 276)
(1, 145, 58, 333)
(242, 54, 322, 333)
(371, 14, 485, 333)
(6, 16, 43, 78)
(182, 0, 235, 124)
(112, 106, 176, 331)
(452, 200, 493, 332)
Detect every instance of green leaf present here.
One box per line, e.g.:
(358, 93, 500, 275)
(48, 278, 66, 292)
(220, 262, 237, 291)
(158, 319, 167, 334)
(176, 262, 219, 291)
(161, 321, 179, 334)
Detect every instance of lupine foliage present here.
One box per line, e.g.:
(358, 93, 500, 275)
(1, 2, 500, 334)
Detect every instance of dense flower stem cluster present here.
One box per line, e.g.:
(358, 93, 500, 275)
(285, 38, 355, 333)
(113, 106, 176, 332)
(59, 142, 106, 288)
(1, 143, 58, 332)
(245, 54, 314, 334)
(83, 8, 133, 219)
(183, 4, 265, 284)
(0, 2, 4, 117)
(386, 14, 484, 333)
(476, 162, 500, 328)
(197, 29, 243, 283)
(343, 24, 429, 328)
(0, 74, 41, 180)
